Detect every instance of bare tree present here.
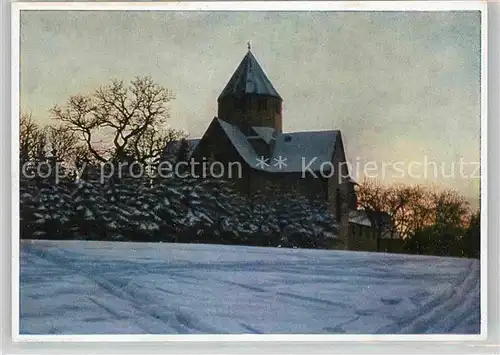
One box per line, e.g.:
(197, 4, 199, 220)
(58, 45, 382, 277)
(50, 76, 185, 164)
(20, 112, 47, 163)
(357, 180, 434, 252)
(429, 188, 470, 230)
(46, 125, 79, 163)
(132, 126, 186, 164)
(357, 179, 471, 252)
(390, 184, 434, 238)
(356, 179, 398, 251)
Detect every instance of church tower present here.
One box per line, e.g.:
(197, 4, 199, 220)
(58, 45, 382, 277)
(217, 44, 283, 133)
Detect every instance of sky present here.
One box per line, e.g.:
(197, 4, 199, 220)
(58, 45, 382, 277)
(19, 10, 482, 207)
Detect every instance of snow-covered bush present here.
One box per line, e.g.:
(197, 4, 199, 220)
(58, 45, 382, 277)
(19, 171, 340, 250)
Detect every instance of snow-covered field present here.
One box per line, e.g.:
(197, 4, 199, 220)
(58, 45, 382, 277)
(20, 240, 480, 335)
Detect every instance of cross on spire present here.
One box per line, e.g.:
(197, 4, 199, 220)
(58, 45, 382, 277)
(247, 41, 251, 51)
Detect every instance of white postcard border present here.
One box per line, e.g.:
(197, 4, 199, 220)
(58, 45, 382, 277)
(8, 0, 490, 345)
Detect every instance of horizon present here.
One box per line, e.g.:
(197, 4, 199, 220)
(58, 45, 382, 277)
(19, 10, 481, 207)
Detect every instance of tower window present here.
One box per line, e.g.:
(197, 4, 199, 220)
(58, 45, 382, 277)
(258, 98, 267, 110)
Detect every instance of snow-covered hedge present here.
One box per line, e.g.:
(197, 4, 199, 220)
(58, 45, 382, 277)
(20, 173, 340, 249)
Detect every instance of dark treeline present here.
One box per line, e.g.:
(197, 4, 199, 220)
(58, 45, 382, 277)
(357, 180, 480, 258)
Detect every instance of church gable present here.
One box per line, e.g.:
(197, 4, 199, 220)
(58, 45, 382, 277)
(193, 47, 351, 179)
(191, 118, 241, 164)
(190, 46, 357, 245)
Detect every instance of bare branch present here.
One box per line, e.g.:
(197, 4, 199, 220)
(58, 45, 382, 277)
(50, 76, 177, 164)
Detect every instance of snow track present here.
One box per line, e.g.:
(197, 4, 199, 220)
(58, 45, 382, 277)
(20, 240, 480, 334)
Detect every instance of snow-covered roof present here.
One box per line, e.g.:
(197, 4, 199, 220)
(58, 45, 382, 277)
(188, 138, 201, 150)
(217, 118, 338, 173)
(272, 131, 338, 172)
(218, 50, 282, 101)
(250, 126, 276, 144)
(217, 118, 260, 166)
(349, 210, 401, 239)
(349, 210, 372, 227)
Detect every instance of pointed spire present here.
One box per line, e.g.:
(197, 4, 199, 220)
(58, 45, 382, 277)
(218, 48, 282, 101)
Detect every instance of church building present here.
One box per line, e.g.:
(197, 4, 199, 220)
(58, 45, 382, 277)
(192, 45, 357, 243)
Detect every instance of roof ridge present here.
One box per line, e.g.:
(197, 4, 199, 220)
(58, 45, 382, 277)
(280, 129, 341, 135)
